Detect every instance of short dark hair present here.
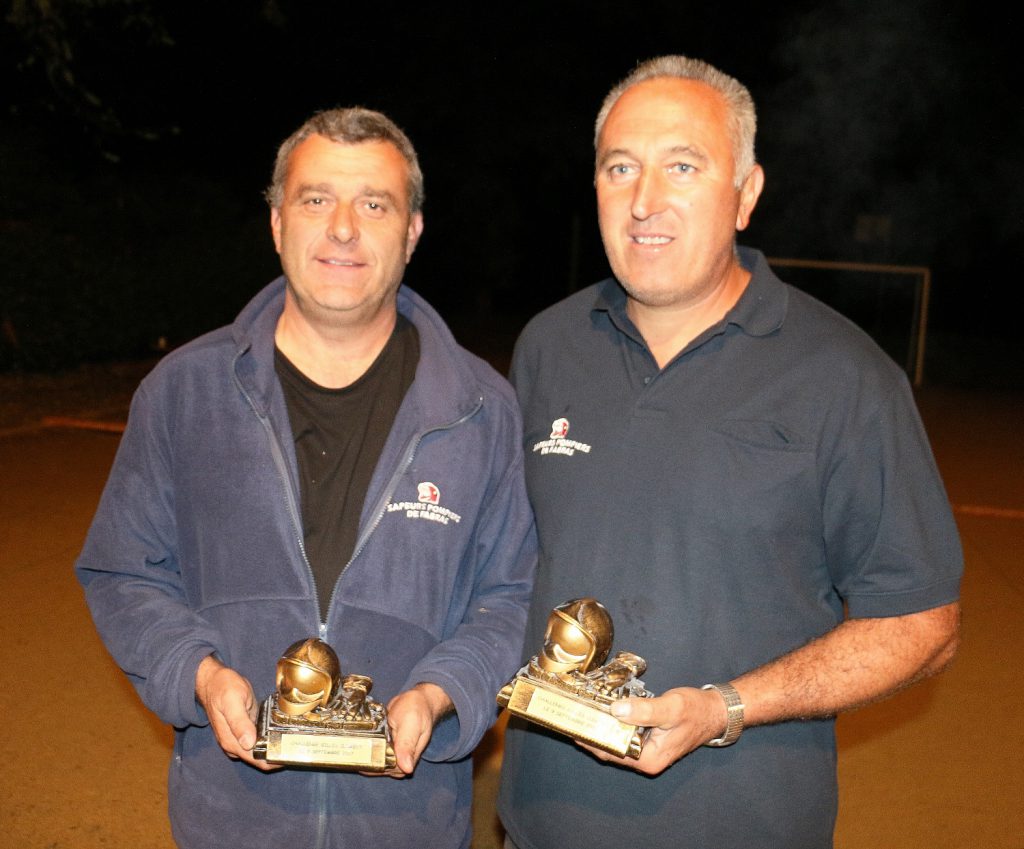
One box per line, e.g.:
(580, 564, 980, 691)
(266, 107, 424, 212)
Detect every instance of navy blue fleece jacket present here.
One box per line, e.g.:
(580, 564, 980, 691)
(76, 278, 536, 849)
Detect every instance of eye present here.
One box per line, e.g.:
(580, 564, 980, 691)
(605, 163, 637, 183)
(669, 162, 695, 175)
(362, 199, 388, 218)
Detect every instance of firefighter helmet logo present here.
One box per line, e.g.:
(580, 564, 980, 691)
(550, 418, 569, 439)
(417, 482, 440, 505)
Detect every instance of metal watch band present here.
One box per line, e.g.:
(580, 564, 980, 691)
(701, 682, 745, 747)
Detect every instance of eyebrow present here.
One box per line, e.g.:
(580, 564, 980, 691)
(293, 183, 400, 206)
(358, 187, 399, 205)
(597, 144, 710, 169)
(294, 182, 335, 197)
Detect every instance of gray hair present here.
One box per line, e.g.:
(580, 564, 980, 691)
(266, 107, 425, 212)
(594, 56, 757, 187)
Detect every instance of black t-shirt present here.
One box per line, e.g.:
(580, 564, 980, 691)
(275, 315, 419, 621)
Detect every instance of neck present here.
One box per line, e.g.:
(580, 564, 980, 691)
(627, 261, 751, 369)
(274, 294, 398, 389)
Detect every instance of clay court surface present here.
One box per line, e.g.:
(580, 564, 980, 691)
(1, 371, 1021, 848)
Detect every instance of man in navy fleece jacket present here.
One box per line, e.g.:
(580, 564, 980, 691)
(76, 107, 536, 849)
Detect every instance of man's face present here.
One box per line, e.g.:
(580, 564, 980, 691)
(271, 134, 423, 330)
(595, 77, 762, 312)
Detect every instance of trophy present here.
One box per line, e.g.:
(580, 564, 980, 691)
(253, 638, 396, 771)
(497, 598, 654, 759)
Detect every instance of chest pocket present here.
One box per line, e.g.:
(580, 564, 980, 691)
(692, 418, 817, 533)
(711, 419, 809, 451)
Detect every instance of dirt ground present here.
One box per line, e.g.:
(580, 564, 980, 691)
(0, 359, 157, 433)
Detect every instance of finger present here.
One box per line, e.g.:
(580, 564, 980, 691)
(575, 738, 665, 775)
(202, 669, 256, 746)
(239, 751, 283, 771)
(209, 712, 249, 760)
(359, 766, 407, 779)
(226, 711, 258, 751)
(209, 687, 257, 752)
(608, 695, 655, 723)
(610, 692, 684, 728)
(389, 710, 431, 774)
(209, 710, 279, 771)
(207, 709, 241, 754)
(392, 723, 429, 774)
(387, 690, 437, 774)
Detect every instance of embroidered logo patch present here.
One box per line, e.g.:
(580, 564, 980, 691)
(417, 481, 440, 505)
(387, 482, 462, 525)
(550, 418, 569, 439)
(532, 418, 593, 457)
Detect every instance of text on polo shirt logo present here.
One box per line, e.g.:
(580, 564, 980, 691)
(532, 418, 593, 457)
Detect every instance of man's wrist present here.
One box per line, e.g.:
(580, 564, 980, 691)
(701, 682, 745, 747)
(195, 654, 224, 701)
(412, 682, 454, 723)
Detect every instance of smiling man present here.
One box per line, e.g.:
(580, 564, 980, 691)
(498, 57, 962, 848)
(76, 108, 535, 849)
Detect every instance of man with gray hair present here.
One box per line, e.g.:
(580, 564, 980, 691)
(76, 107, 536, 848)
(498, 56, 961, 847)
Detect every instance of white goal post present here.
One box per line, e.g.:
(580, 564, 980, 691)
(768, 258, 931, 387)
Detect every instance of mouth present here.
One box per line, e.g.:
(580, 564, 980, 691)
(630, 235, 673, 246)
(319, 257, 365, 267)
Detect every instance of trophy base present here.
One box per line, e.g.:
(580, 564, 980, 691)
(252, 697, 396, 771)
(499, 677, 649, 759)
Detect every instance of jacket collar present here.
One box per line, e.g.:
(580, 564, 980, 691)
(230, 277, 483, 425)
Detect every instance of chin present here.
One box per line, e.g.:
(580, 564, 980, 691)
(619, 280, 690, 309)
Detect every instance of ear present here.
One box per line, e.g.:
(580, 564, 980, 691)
(735, 164, 764, 232)
(270, 206, 283, 254)
(405, 212, 425, 262)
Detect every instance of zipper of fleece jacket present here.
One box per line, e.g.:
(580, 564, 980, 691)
(239, 361, 485, 632)
(308, 397, 480, 849)
(235, 363, 322, 626)
(235, 368, 333, 846)
(239, 366, 483, 848)
(323, 396, 484, 619)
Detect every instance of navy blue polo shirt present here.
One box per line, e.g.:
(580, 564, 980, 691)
(499, 247, 962, 849)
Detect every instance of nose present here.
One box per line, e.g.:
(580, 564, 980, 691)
(630, 169, 667, 220)
(327, 204, 358, 244)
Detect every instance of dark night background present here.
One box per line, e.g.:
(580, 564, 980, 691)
(2, 0, 1021, 386)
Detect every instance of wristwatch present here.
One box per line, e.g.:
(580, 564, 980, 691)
(701, 682, 744, 747)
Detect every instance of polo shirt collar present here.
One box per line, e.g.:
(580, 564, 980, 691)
(729, 246, 788, 337)
(591, 245, 788, 343)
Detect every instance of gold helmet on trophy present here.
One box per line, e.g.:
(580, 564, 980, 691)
(537, 597, 614, 674)
(274, 637, 342, 717)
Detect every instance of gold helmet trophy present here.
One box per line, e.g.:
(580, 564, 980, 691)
(497, 598, 654, 758)
(253, 638, 396, 771)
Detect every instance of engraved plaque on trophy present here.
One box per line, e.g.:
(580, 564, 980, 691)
(253, 638, 396, 771)
(496, 598, 655, 759)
